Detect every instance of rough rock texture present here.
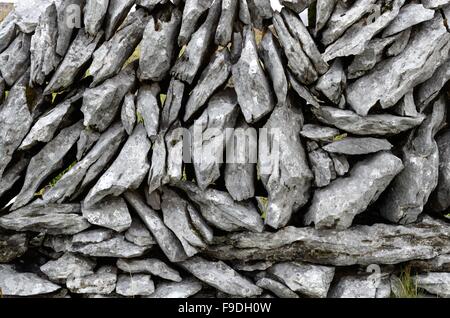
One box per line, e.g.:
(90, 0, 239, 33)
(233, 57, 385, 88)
(329, 274, 391, 298)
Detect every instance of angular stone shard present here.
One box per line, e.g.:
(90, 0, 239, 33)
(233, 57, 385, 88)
(0, 203, 89, 235)
(323, 137, 393, 155)
(104, 0, 135, 40)
(43, 123, 126, 204)
(259, 31, 288, 106)
(430, 130, 450, 212)
(267, 262, 335, 298)
(124, 217, 156, 247)
(206, 216, 450, 266)
(13, 121, 84, 209)
(178, 0, 214, 46)
(66, 266, 117, 294)
(72, 228, 115, 244)
(84, 125, 150, 207)
(147, 134, 167, 194)
(256, 277, 299, 298)
(409, 254, 450, 272)
(175, 181, 264, 233)
(70, 233, 149, 258)
(315, 59, 346, 104)
(0, 264, 61, 296)
(82, 197, 132, 232)
(136, 83, 160, 139)
(347, 11, 450, 115)
(0, 13, 17, 54)
(84, 0, 109, 36)
(76, 129, 101, 161)
(281, 0, 313, 13)
(216, 0, 238, 46)
(191, 89, 239, 189)
(165, 125, 184, 183)
(305, 152, 403, 230)
(415, 273, 450, 298)
(273, 13, 317, 85)
(0, 32, 31, 86)
(19, 93, 81, 151)
(328, 274, 391, 298)
(124, 191, 188, 262)
(259, 103, 313, 229)
(172, 0, 221, 84)
(315, 0, 336, 33)
(90, 8, 149, 86)
(312, 106, 424, 136)
(45, 29, 103, 94)
(30, 3, 60, 86)
(0, 233, 28, 263)
(0, 156, 28, 200)
(184, 49, 231, 121)
(55, 0, 84, 56)
(139, 8, 181, 81)
(116, 274, 155, 296)
(40, 252, 96, 283)
(386, 29, 411, 57)
(161, 188, 209, 257)
(330, 153, 350, 177)
(308, 148, 335, 188)
(180, 256, 262, 297)
(160, 79, 184, 133)
(288, 72, 322, 107)
(83, 62, 136, 131)
(225, 120, 256, 201)
(117, 258, 182, 282)
(380, 98, 446, 224)
(147, 278, 202, 298)
(281, 8, 328, 74)
(422, 0, 450, 9)
(416, 59, 450, 112)
(323, 0, 405, 61)
(300, 124, 340, 142)
(121, 93, 136, 135)
(393, 90, 419, 118)
(383, 4, 435, 37)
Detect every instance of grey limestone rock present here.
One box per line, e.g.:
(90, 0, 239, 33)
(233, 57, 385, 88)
(415, 272, 450, 298)
(315, 0, 336, 33)
(136, 83, 161, 139)
(40, 252, 96, 283)
(121, 93, 136, 135)
(416, 58, 450, 112)
(316, 59, 346, 104)
(0, 13, 17, 54)
(84, 0, 109, 36)
(328, 274, 391, 298)
(0, 233, 28, 263)
(383, 3, 435, 37)
(215, 0, 238, 46)
(82, 197, 132, 232)
(322, 137, 393, 155)
(76, 129, 101, 161)
(0, 156, 29, 200)
(124, 217, 156, 247)
(308, 148, 335, 188)
(256, 277, 299, 298)
(300, 124, 340, 142)
(147, 277, 202, 298)
(0, 32, 31, 86)
(117, 258, 182, 282)
(104, 0, 135, 40)
(72, 228, 115, 244)
(55, 0, 84, 56)
(178, 0, 215, 46)
(430, 130, 450, 212)
(160, 79, 185, 133)
(147, 134, 168, 194)
(66, 266, 117, 294)
(116, 274, 155, 296)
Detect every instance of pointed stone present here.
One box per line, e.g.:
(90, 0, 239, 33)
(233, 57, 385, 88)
(55, 0, 84, 56)
(160, 79, 184, 133)
(383, 3, 435, 37)
(315, 0, 336, 33)
(329, 274, 391, 298)
(416, 58, 450, 112)
(121, 93, 136, 135)
(117, 258, 182, 282)
(215, 0, 238, 46)
(104, 0, 135, 40)
(40, 252, 96, 283)
(256, 277, 299, 298)
(147, 278, 202, 298)
(124, 217, 156, 247)
(300, 124, 340, 142)
(84, 0, 109, 36)
(82, 197, 132, 232)
(0, 233, 28, 263)
(136, 83, 160, 139)
(76, 129, 101, 161)
(178, 0, 214, 46)
(0, 13, 17, 54)
(0, 156, 28, 200)
(323, 137, 393, 155)
(315, 59, 346, 104)
(0, 32, 31, 86)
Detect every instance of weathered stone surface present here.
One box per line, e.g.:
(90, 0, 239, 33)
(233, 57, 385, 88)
(191, 89, 239, 189)
(259, 103, 313, 229)
(12, 121, 84, 209)
(225, 120, 256, 201)
(45, 29, 103, 94)
(0, 13, 17, 54)
(165, 125, 184, 183)
(416, 58, 450, 112)
(161, 188, 209, 257)
(267, 262, 335, 298)
(175, 181, 264, 233)
(116, 274, 155, 296)
(40, 252, 96, 283)
(380, 97, 446, 224)
(259, 31, 287, 106)
(393, 90, 419, 117)
(124, 217, 156, 247)
(180, 256, 262, 297)
(323, 137, 393, 155)
(0, 233, 28, 263)
(0, 264, 60, 296)
(305, 152, 403, 230)
(84, 125, 150, 207)
(316, 59, 346, 104)
(300, 124, 340, 142)
(0, 156, 28, 200)
(139, 8, 181, 81)
(184, 50, 231, 121)
(315, 0, 336, 33)
(0, 203, 89, 235)
(312, 106, 424, 136)
(330, 153, 350, 177)
(387, 29, 411, 57)
(430, 130, 450, 212)
(232, 26, 274, 123)
(308, 148, 335, 188)
(84, 0, 109, 36)
(256, 277, 299, 298)
(70, 233, 149, 258)
(147, 134, 167, 194)
(328, 274, 391, 298)
(82, 197, 131, 232)
(160, 79, 184, 133)
(76, 129, 101, 161)
(0, 32, 30, 86)
(147, 277, 202, 298)
(136, 83, 160, 139)
(72, 228, 114, 244)
(90, 9, 148, 87)
(216, 0, 238, 46)
(178, 0, 214, 46)
(415, 272, 450, 298)
(206, 216, 450, 266)
(124, 191, 188, 262)
(288, 72, 322, 107)
(117, 258, 182, 282)
(66, 266, 117, 294)
(422, 0, 450, 9)
(121, 93, 136, 135)
(347, 11, 450, 115)
(82, 63, 136, 132)
(172, 0, 220, 84)
(273, 13, 317, 85)
(19, 93, 81, 151)
(383, 4, 435, 37)
(43, 123, 125, 204)
(104, 0, 135, 40)
(409, 254, 450, 272)
(29, 3, 59, 86)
